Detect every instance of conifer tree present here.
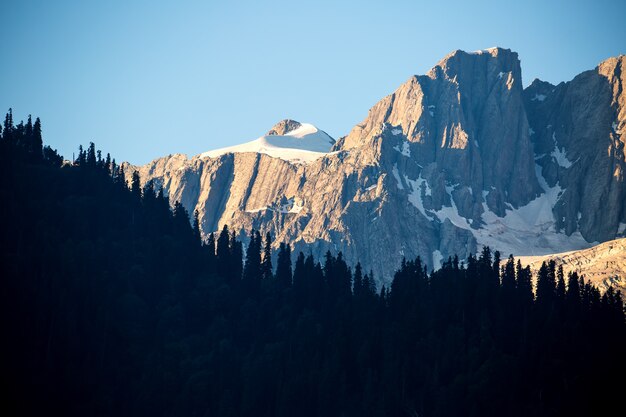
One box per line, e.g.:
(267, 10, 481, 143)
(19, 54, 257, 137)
(292, 251, 309, 306)
(117, 164, 127, 188)
(323, 250, 334, 280)
(42, 145, 62, 166)
(87, 142, 97, 167)
(276, 242, 292, 288)
(501, 255, 516, 293)
(173, 201, 189, 230)
(477, 246, 498, 289)
(24, 115, 33, 153)
(379, 285, 387, 305)
(479, 246, 492, 265)
(77, 145, 86, 165)
(261, 232, 273, 281)
(131, 171, 141, 199)
(104, 153, 112, 173)
(353, 262, 363, 296)
(516, 261, 534, 306)
(110, 158, 117, 178)
(492, 250, 501, 276)
(14, 120, 25, 148)
(566, 271, 581, 307)
(192, 210, 202, 243)
(292, 251, 306, 289)
(536, 262, 555, 306)
(325, 252, 352, 300)
(579, 276, 591, 311)
(305, 253, 324, 304)
(3, 108, 13, 143)
(206, 232, 216, 258)
(336, 252, 352, 297)
(556, 265, 566, 300)
(365, 270, 377, 297)
(25, 114, 32, 135)
(229, 231, 243, 282)
(32, 117, 43, 160)
(216, 225, 231, 276)
(243, 230, 262, 289)
(466, 253, 477, 280)
(143, 180, 156, 202)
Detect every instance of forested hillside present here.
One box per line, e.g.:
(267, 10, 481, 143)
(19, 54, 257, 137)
(1, 111, 624, 417)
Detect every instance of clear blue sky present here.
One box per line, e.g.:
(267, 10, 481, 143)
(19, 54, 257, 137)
(2, 0, 624, 164)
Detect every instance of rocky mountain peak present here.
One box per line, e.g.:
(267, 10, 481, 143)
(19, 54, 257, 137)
(341, 46, 540, 217)
(342, 47, 526, 150)
(430, 47, 521, 85)
(597, 55, 625, 123)
(266, 119, 302, 136)
(525, 78, 556, 97)
(597, 54, 624, 76)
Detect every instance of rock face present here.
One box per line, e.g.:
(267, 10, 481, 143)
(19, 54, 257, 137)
(266, 119, 302, 136)
(342, 48, 541, 218)
(124, 49, 626, 286)
(524, 55, 626, 243)
(519, 238, 626, 294)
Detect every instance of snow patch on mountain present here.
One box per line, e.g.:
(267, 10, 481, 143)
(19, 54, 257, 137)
(406, 175, 431, 217)
(472, 165, 591, 255)
(392, 164, 404, 190)
(245, 198, 304, 215)
(434, 186, 473, 230)
(551, 134, 575, 168)
(422, 166, 592, 257)
(393, 141, 411, 157)
(471, 47, 500, 55)
(199, 123, 335, 163)
(246, 206, 268, 214)
(432, 250, 444, 270)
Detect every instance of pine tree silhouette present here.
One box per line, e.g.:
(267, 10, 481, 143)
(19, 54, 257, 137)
(276, 242, 292, 288)
(261, 232, 273, 281)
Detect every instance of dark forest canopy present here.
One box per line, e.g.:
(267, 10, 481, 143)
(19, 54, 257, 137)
(1, 111, 625, 417)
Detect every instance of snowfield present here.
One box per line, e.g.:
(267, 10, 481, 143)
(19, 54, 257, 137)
(404, 163, 593, 258)
(199, 123, 335, 163)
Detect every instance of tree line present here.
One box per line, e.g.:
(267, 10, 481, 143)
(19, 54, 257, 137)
(1, 111, 624, 417)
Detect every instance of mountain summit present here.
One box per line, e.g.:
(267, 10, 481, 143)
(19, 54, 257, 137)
(266, 119, 303, 136)
(199, 120, 335, 163)
(340, 46, 540, 218)
(125, 49, 626, 291)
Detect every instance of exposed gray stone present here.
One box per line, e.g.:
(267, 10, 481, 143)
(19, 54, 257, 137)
(525, 55, 626, 242)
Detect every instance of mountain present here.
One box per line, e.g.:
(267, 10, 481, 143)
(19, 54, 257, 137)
(125, 48, 626, 286)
